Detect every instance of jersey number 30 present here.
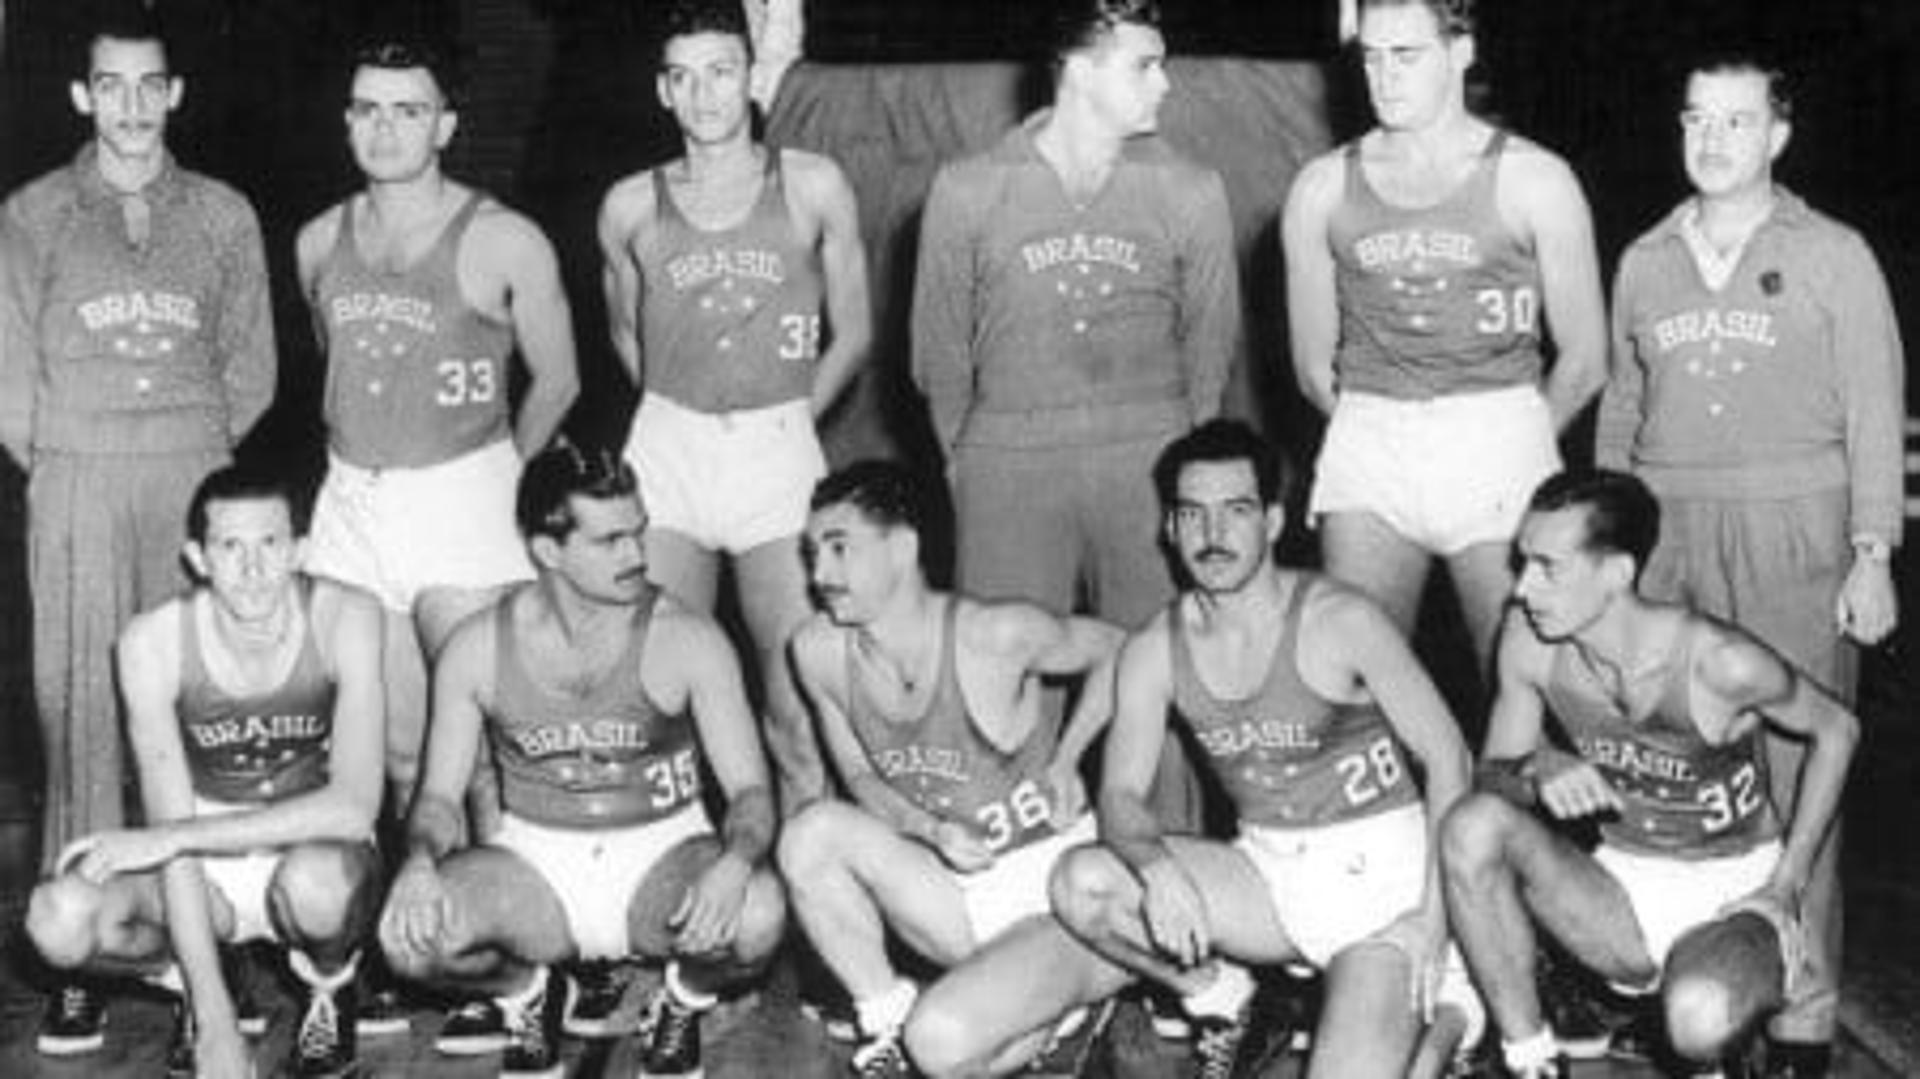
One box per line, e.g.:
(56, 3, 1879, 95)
(1474, 286, 1538, 335)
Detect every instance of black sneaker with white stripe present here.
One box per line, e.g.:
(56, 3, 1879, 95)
(37, 980, 106, 1056)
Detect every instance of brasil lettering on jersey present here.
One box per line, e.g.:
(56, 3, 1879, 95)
(1020, 232, 1141, 275)
(328, 292, 438, 334)
(79, 290, 201, 333)
(667, 247, 786, 291)
(1352, 228, 1479, 272)
(1651, 308, 1777, 351)
(186, 712, 325, 750)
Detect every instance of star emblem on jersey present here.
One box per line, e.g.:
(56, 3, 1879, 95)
(110, 318, 182, 361)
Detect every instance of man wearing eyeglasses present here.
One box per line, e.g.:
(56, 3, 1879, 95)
(295, 38, 580, 844)
(0, 7, 276, 1054)
(1597, 51, 1905, 1078)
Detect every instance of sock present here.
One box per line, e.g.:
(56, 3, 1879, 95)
(854, 980, 917, 1038)
(1182, 962, 1255, 1021)
(145, 962, 185, 996)
(497, 965, 549, 1011)
(664, 961, 720, 1012)
(1502, 1026, 1559, 1073)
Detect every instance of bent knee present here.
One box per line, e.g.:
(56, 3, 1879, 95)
(1663, 975, 1743, 1062)
(27, 877, 103, 970)
(1440, 792, 1524, 875)
(1047, 845, 1131, 933)
(903, 997, 980, 1079)
(776, 800, 857, 882)
(731, 871, 789, 965)
(272, 843, 375, 939)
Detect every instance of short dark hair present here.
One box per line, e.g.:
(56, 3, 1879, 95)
(187, 465, 309, 544)
(658, 0, 753, 63)
(1050, 0, 1161, 65)
(1686, 49, 1793, 123)
(1152, 419, 1293, 510)
(351, 38, 462, 108)
(1357, 0, 1475, 38)
(810, 460, 930, 536)
(517, 442, 639, 542)
(1526, 469, 1661, 574)
(77, 2, 171, 81)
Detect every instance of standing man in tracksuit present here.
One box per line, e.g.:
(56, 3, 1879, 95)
(0, 8, 276, 1047)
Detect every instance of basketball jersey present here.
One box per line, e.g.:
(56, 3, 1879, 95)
(1170, 576, 1418, 829)
(1542, 620, 1780, 859)
(844, 600, 1062, 855)
(313, 193, 516, 469)
(637, 149, 825, 412)
(175, 582, 336, 805)
(486, 588, 702, 829)
(1329, 130, 1544, 399)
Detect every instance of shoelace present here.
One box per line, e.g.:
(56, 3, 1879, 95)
(57, 985, 95, 1020)
(1192, 1019, 1243, 1079)
(852, 1031, 908, 1077)
(297, 990, 340, 1061)
(506, 994, 551, 1057)
(650, 997, 695, 1057)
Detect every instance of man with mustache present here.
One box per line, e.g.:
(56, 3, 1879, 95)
(1051, 419, 1475, 1077)
(1597, 53, 1903, 1077)
(377, 444, 785, 1079)
(781, 460, 1125, 1077)
(0, 6, 276, 1052)
(1442, 470, 1859, 1078)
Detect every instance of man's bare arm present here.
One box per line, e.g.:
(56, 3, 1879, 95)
(1024, 609, 1126, 770)
(1699, 631, 1859, 901)
(485, 211, 580, 457)
(404, 616, 495, 863)
(1098, 621, 1178, 873)
(795, 153, 873, 420)
(1509, 149, 1607, 431)
(672, 609, 776, 867)
(597, 177, 650, 386)
(1474, 608, 1559, 805)
(1281, 153, 1345, 416)
(116, 609, 240, 1042)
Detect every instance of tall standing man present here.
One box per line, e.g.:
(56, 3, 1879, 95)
(1596, 55, 1904, 1076)
(600, 0, 872, 814)
(1443, 470, 1859, 1078)
(1282, 0, 1607, 678)
(25, 467, 385, 1079)
(0, 5, 276, 1037)
(911, 0, 1239, 835)
(296, 40, 580, 814)
(1050, 420, 1473, 1077)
